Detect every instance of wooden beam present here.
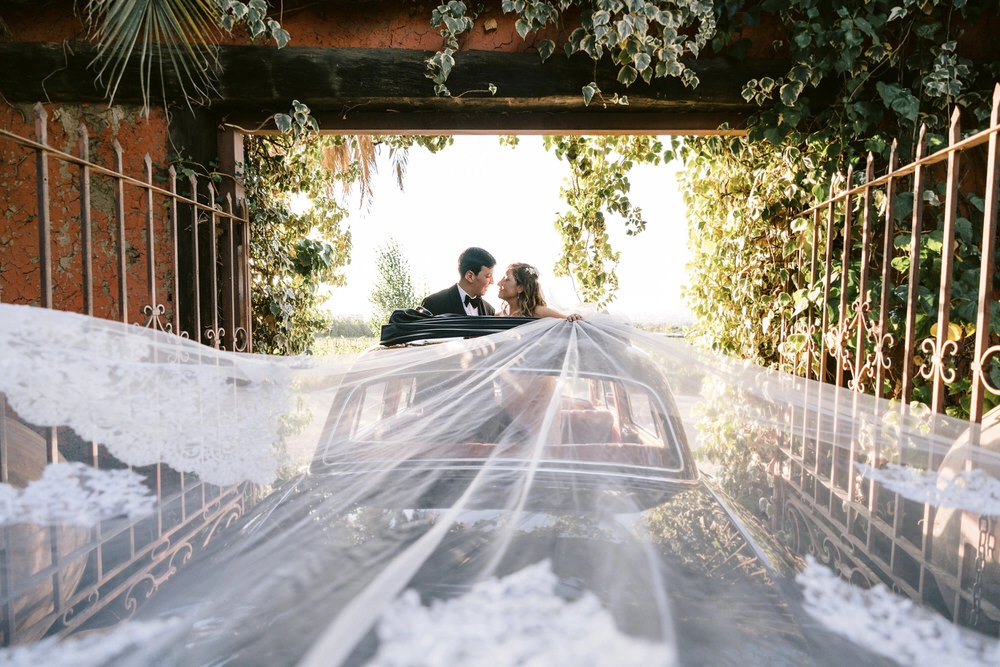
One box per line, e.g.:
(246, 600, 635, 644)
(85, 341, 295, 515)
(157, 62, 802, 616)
(221, 110, 751, 135)
(0, 42, 788, 132)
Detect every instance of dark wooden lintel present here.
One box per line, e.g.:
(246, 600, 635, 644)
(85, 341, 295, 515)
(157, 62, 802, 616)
(0, 42, 787, 132)
(219, 110, 749, 134)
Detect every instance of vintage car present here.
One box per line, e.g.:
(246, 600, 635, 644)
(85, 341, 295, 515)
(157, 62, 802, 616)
(120, 314, 890, 666)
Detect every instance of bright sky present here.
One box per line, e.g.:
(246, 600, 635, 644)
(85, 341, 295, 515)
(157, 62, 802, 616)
(319, 136, 692, 324)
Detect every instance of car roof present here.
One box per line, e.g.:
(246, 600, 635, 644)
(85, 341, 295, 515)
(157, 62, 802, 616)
(378, 309, 536, 346)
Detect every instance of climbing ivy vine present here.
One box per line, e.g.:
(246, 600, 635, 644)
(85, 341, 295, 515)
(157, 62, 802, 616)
(542, 135, 667, 306)
(427, 0, 716, 99)
(243, 134, 352, 355)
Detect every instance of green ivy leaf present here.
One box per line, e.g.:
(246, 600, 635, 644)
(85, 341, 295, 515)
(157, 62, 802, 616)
(956, 217, 973, 244)
(272, 27, 291, 47)
(274, 113, 292, 133)
(914, 20, 941, 40)
(537, 39, 555, 62)
(582, 83, 598, 106)
(780, 80, 804, 106)
(440, 52, 455, 77)
(617, 65, 638, 86)
(967, 193, 985, 213)
(515, 18, 531, 39)
(787, 65, 810, 86)
(876, 81, 919, 122)
(784, 333, 809, 352)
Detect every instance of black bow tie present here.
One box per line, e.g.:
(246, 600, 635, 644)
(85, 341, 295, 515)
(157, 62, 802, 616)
(464, 295, 482, 309)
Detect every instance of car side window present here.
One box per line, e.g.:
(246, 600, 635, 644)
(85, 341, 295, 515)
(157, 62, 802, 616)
(353, 382, 387, 438)
(351, 377, 417, 439)
(629, 391, 659, 437)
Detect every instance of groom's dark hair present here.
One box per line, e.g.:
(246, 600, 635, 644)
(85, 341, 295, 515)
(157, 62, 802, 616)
(458, 247, 496, 277)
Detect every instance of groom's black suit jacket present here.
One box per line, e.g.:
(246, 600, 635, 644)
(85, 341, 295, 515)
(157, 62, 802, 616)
(420, 284, 495, 316)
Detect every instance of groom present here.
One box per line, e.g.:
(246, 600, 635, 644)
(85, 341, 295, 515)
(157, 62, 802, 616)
(421, 247, 496, 316)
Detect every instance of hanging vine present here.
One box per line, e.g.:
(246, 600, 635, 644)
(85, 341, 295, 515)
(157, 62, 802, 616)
(426, 0, 716, 99)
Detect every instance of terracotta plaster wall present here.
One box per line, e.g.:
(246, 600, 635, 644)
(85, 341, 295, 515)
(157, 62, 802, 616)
(0, 103, 176, 326)
(243, 2, 569, 51)
(1, 1, 566, 52)
(3, 1, 995, 61)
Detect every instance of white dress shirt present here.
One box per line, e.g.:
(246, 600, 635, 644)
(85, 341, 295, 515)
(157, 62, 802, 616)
(458, 287, 480, 316)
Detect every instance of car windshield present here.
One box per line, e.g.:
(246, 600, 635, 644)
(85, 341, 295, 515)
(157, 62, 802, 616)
(314, 330, 694, 475)
(316, 368, 686, 474)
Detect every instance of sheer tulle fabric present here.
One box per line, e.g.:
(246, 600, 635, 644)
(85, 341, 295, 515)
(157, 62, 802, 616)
(0, 303, 998, 665)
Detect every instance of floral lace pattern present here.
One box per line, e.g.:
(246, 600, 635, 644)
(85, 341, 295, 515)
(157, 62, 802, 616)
(0, 618, 184, 667)
(368, 560, 673, 667)
(798, 556, 1000, 666)
(0, 304, 293, 486)
(856, 462, 1000, 516)
(0, 462, 154, 525)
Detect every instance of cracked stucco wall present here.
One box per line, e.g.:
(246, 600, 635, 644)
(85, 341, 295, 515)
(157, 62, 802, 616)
(0, 103, 175, 325)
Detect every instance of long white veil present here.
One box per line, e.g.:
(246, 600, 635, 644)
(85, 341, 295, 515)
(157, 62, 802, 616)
(0, 303, 998, 665)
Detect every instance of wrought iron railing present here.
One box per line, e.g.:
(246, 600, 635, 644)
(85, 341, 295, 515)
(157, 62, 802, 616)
(773, 85, 1000, 635)
(0, 103, 257, 644)
(781, 89, 1000, 418)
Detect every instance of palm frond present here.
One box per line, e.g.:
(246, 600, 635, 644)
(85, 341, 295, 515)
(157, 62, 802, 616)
(390, 147, 408, 192)
(355, 135, 377, 210)
(321, 137, 381, 213)
(85, 0, 221, 112)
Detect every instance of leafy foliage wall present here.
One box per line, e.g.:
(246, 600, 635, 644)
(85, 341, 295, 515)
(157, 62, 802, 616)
(243, 134, 352, 355)
(677, 0, 999, 418)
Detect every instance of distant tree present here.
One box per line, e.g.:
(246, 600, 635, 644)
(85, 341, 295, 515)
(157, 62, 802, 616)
(369, 238, 419, 335)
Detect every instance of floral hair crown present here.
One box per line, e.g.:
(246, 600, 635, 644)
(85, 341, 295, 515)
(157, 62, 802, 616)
(523, 265, 537, 277)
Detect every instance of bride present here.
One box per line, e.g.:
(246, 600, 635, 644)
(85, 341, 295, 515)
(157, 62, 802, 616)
(496, 263, 582, 320)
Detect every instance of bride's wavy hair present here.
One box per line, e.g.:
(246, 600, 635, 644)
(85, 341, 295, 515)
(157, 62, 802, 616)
(508, 263, 547, 317)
